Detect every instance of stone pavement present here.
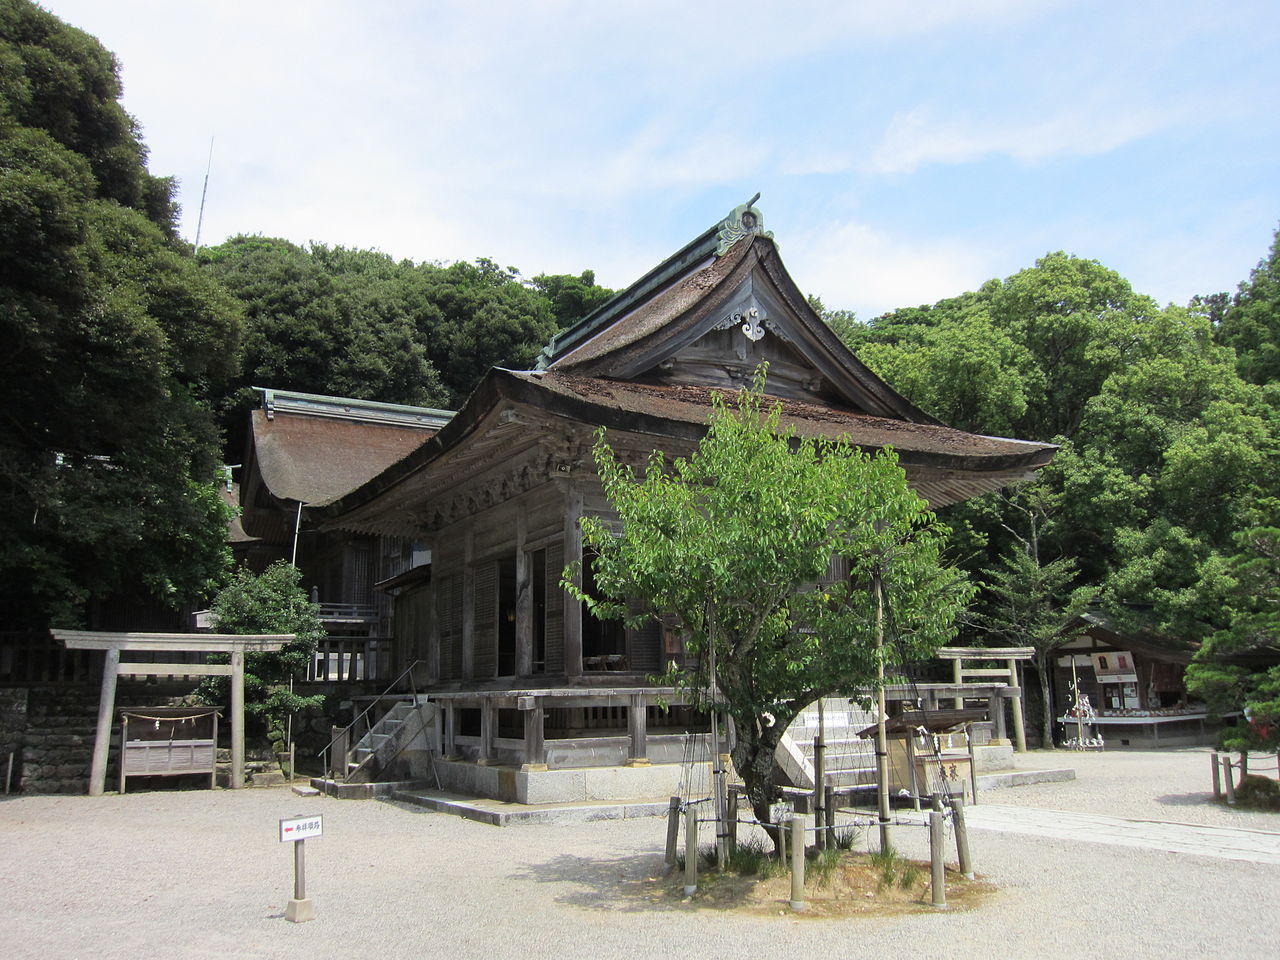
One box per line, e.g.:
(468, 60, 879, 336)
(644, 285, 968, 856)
(961, 802, 1280, 865)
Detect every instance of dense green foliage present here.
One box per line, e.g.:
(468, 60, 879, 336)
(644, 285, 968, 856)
(573, 371, 971, 830)
(0, 1, 240, 625)
(200, 238, 613, 419)
(832, 233, 1280, 740)
(199, 561, 326, 731)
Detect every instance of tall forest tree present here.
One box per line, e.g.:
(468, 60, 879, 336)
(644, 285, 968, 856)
(0, 1, 241, 626)
(834, 248, 1280, 668)
(200, 239, 613, 426)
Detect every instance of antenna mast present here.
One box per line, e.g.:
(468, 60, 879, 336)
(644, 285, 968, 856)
(193, 136, 215, 252)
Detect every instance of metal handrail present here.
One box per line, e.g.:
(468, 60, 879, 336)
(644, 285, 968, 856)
(319, 659, 425, 778)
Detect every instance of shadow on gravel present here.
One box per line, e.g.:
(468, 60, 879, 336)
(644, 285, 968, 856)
(1155, 792, 1215, 807)
(509, 852, 713, 913)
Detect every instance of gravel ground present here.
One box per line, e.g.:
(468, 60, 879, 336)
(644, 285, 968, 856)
(2, 750, 1277, 960)
(988, 746, 1280, 830)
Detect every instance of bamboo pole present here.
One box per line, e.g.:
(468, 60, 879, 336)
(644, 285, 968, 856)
(684, 803, 698, 896)
(929, 810, 947, 906)
(951, 797, 974, 879)
(664, 796, 681, 868)
(874, 574, 891, 853)
(789, 814, 807, 912)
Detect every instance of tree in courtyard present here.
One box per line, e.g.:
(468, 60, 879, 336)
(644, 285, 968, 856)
(1185, 515, 1280, 756)
(198, 562, 325, 740)
(571, 370, 971, 840)
(971, 487, 1094, 747)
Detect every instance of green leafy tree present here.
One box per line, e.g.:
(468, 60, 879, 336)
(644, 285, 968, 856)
(971, 488, 1094, 747)
(200, 561, 325, 735)
(531, 269, 614, 329)
(202, 241, 567, 414)
(1186, 515, 1280, 754)
(1217, 224, 1280, 387)
(571, 371, 971, 837)
(0, 2, 241, 626)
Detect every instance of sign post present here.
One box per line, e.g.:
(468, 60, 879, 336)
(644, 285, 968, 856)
(279, 814, 322, 922)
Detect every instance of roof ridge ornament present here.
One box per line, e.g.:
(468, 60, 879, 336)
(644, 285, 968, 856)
(715, 192, 774, 257)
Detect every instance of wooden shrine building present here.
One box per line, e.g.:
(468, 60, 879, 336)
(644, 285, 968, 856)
(317, 200, 1058, 801)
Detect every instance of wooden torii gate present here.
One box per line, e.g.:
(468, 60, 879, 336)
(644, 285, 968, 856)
(52, 631, 292, 795)
(935, 646, 1033, 753)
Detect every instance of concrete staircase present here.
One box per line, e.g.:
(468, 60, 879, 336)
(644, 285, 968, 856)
(344, 697, 438, 784)
(774, 697, 877, 791)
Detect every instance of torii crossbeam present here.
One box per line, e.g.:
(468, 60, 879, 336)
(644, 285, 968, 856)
(52, 631, 293, 795)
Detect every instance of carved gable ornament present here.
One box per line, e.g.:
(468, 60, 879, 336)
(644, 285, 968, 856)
(715, 193, 774, 257)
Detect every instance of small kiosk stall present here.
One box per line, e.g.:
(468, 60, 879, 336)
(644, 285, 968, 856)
(118, 706, 221, 793)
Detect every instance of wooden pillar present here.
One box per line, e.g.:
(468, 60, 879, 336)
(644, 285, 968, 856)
(444, 702, 458, 758)
(88, 646, 120, 796)
(953, 658, 964, 710)
(231, 647, 246, 789)
(564, 484, 584, 679)
(515, 512, 532, 677)
(478, 699, 495, 764)
(991, 690, 1008, 742)
(522, 700, 546, 770)
(424, 539, 440, 684)
(461, 526, 475, 680)
(627, 694, 648, 765)
(1007, 660, 1027, 752)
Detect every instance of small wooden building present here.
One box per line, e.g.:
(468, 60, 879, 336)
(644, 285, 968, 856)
(1053, 613, 1223, 747)
(313, 201, 1057, 800)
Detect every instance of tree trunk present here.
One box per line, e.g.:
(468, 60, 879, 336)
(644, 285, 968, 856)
(728, 708, 789, 853)
(1038, 653, 1056, 749)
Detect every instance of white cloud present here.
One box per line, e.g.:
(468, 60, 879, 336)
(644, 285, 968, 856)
(868, 102, 1181, 174)
(785, 219, 999, 317)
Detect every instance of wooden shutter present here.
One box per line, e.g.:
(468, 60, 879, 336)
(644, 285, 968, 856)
(629, 615, 661, 673)
(544, 541, 564, 674)
(473, 560, 497, 678)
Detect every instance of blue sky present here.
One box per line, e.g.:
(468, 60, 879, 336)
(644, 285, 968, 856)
(41, 0, 1280, 318)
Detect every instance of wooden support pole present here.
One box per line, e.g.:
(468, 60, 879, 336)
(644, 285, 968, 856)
(727, 786, 739, 855)
(930, 808, 946, 908)
(478, 699, 495, 764)
(231, 647, 246, 789)
(953, 658, 964, 710)
(813, 732, 826, 851)
(1008, 660, 1027, 752)
(522, 704, 546, 769)
(1211, 751, 1221, 799)
(824, 784, 837, 848)
(778, 809, 788, 866)
(684, 803, 698, 896)
(664, 797, 681, 868)
(88, 647, 120, 796)
(515, 513, 532, 677)
(461, 527, 475, 680)
(1222, 755, 1236, 804)
(627, 695, 648, 765)
(563, 485, 584, 680)
(905, 727, 921, 811)
(967, 724, 979, 805)
(789, 814, 807, 912)
(950, 797, 974, 879)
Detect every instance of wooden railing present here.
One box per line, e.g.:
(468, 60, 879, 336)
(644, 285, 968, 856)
(0, 631, 100, 686)
(305, 636, 393, 684)
(316, 603, 377, 623)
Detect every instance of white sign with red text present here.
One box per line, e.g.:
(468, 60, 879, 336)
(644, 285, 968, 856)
(279, 815, 323, 843)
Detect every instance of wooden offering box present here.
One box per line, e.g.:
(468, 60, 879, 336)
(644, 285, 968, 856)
(118, 706, 220, 793)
